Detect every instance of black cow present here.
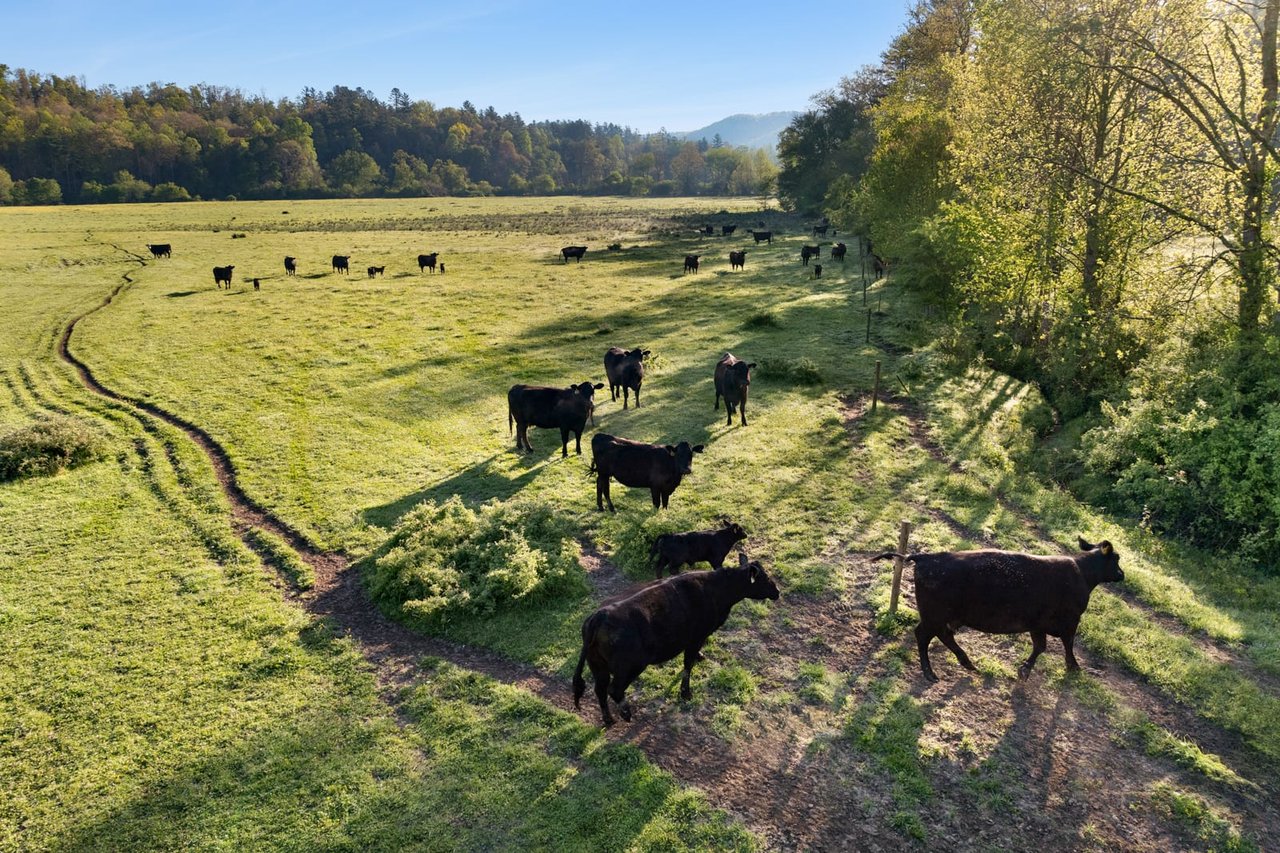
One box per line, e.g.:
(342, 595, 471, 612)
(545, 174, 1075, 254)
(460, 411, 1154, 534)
(721, 225, 737, 236)
(507, 382, 603, 457)
(573, 551, 779, 726)
(252, 278, 260, 291)
(332, 255, 350, 275)
(812, 224, 829, 237)
(212, 265, 234, 289)
(604, 347, 650, 409)
(418, 253, 439, 273)
(439, 263, 445, 274)
(146, 243, 171, 259)
(649, 520, 748, 578)
(714, 353, 755, 427)
(801, 245, 821, 266)
(684, 255, 700, 274)
(729, 250, 747, 271)
(831, 242, 847, 263)
(562, 246, 588, 263)
(872, 253, 886, 279)
(589, 433, 704, 512)
(284, 256, 297, 276)
(873, 537, 1125, 681)
(748, 230, 773, 244)
(698, 224, 715, 236)
(813, 264, 823, 279)
(367, 265, 385, 278)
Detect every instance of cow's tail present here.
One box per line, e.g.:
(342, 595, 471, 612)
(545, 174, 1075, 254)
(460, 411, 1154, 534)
(586, 458, 597, 477)
(573, 613, 601, 709)
(871, 551, 912, 562)
(508, 405, 513, 435)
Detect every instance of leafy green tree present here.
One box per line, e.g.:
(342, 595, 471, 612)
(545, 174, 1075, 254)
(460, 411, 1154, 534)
(325, 149, 383, 195)
(0, 165, 12, 203)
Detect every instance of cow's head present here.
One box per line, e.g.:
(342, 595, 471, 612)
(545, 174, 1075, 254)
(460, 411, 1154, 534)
(572, 381, 604, 400)
(626, 348, 650, 361)
(738, 552, 781, 600)
(1078, 536, 1124, 583)
(729, 361, 756, 386)
(720, 520, 748, 544)
(664, 441, 704, 475)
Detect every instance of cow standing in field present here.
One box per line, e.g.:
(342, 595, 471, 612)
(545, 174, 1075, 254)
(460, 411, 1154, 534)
(714, 353, 755, 427)
(812, 224, 829, 237)
(650, 521, 748, 578)
(721, 225, 737, 236)
(813, 264, 822, 279)
(604, 347, 650, 409)
(418, 253, 439, 273)
(573, 551, 779, 726)
(589, 433, 704, 512)
(146, 243, 172, 259)
(872, 253, 886, 279)
(873, 537, 1125, 681)
(562, 246, 588, 263)
(213, 265, 234, 289)
(831, 242, 847, 263)
(252, 278, 260, 290)
(729, 250, 747, 271)
(332, 255, 350, 275)
(801, 245, 821, 266)
(507, 381, 603, 457)
(684, 255, 700, 274)
(284, 256, 297, 276)
(367, 265, 385, 278)
(748, 230, 773, 244)
(698, 224, 715, 236)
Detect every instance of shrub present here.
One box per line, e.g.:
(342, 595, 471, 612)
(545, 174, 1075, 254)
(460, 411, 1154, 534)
(757, 356, 822, 386)
(367, 496, 586, 626)
(743, 312, 780, 329)
(0, 415, 107, 480)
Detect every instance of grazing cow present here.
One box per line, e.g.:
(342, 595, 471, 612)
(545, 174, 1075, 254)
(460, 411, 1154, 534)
(649, 520, 748, 578)
(439, 263, 445, 275)
(813, 264, 822, 279)
(589, 433, 704, 512)
(698, 224, 714, 236)
(332, 255, 350, 275)
(748, 230, 773, 244)
(367, 265, 385, 278)
(212, 265, 234, 289)
(562, 246, 588, 263)
(812, 224, 829, 237)
(604, 347, 650, 409)
(418, 253, 439, 273)
(872, 253, 886, 279)
(801, 245, 821, 266)
(721, 225, 737, 236)
(714, 353, 755, 426)
(729, 250, 747, 271)
(252, 278, 260, 291)
(284, 256, 297, 276)
(684, 255, 700, 274)
(146, 243, 172, 259)
(831, 242, 848, 263)
(573, 551, 779, 726)
(507, 381, 603, 457)
(873, 537, 1125, 681)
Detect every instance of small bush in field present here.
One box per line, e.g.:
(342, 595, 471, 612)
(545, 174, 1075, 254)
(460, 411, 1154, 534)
(758, 356, 822, 386)
(743, 312, 780, 329)
(367, 496, 586, 626)
(0, 415, 107, 480)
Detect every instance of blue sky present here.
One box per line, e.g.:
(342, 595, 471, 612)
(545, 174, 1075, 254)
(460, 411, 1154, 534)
(2, 1, 909, 131)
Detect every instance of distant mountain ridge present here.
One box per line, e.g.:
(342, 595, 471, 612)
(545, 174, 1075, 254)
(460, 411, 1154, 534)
(674, 111, 800, 151)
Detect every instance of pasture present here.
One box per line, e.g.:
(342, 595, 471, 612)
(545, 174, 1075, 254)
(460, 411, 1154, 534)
(2, 196, 1278, 851)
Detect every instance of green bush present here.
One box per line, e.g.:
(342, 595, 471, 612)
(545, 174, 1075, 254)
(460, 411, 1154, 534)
(757, 356, 822, 386)
(367, 496, 586, 626)
(743, 312, 780, 329)
(0, 415, 107, 480)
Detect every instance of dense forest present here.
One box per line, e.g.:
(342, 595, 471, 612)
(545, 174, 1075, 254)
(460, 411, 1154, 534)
(779, 0, 1280, 569)
(0, 67, 776, 203)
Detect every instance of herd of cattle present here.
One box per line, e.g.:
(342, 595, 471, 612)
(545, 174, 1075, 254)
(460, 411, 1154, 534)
(147, 228, 1121, 729)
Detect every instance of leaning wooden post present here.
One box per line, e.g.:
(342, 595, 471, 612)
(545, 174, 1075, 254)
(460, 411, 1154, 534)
(888, 519, 912, 616)
(871, 359, 882, 413)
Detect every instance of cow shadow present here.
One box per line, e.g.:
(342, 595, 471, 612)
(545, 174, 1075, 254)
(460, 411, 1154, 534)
(360, 452, 548, 530)
(165, 291, 199, 298)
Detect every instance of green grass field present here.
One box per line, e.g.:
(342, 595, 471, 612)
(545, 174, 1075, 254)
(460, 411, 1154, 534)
(2, 196, 1276, 851)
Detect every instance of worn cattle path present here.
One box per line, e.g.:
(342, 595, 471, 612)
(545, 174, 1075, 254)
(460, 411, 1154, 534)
(53, 248, 1280, 851)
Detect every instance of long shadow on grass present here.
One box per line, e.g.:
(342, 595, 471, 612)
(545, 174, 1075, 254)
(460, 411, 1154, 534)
(361, 452, 546, 530)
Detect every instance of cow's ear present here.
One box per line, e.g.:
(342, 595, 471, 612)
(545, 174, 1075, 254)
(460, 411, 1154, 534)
(665, 445, 677, 455)
(692, 444, 705, 453)
(643, 350, 651, 357)
(738, 551, 749, 571)
(1078, 535, 1095, 551)
(593, 382, 604, 389)
(1099, 541, 1113, 556)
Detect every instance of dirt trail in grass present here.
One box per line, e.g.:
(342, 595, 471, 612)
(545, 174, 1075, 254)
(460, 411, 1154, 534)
(56, 252, 1279, 851)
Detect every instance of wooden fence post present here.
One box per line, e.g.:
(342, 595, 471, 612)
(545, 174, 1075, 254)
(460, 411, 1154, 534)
(866, 308, 872, 344)
(871, 360, 882, 413)
(888, 519, 912, 617)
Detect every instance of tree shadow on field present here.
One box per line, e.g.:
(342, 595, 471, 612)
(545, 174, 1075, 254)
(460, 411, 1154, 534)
(361, 451, 549, 530)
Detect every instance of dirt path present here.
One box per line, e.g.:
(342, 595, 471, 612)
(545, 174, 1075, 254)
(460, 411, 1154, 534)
(55, 253, 1280, 851)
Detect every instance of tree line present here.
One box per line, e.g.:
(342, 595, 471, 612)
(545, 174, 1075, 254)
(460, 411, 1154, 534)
(779, 0, 1280, 568)
(0, 67, 777, 204)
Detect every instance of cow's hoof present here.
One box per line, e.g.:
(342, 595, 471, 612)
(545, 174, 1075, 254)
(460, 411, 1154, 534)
(922, 671, 939, 683)
(679, 688, 692, 702)
(602, 717, 615, 728)
(619, 702, 632, 722)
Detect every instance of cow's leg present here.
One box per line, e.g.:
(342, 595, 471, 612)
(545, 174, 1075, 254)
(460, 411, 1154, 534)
(660, 491, 670, 509)
(725, 401, 734, 427)
(915, 623, 940, 682)
(609, 664, 642, 722)
(936, 626, 977, 672)
(1061, 628, 1082, 672)
(573, 428, 582, 455)
(590, 664, 614, 727)
(610, 383, 618, 402)
(621, 387, 629, 409)
(559, 427, 571, 458)
(1021, 631, 1048, 679)
(714, 387, 721, 410)
(597, 475, 615, 512)
(679, 647, 703, 700)
(634, 384, 640, 408)
(650, 487, 662, 509)
(740, 396, 748, 426)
